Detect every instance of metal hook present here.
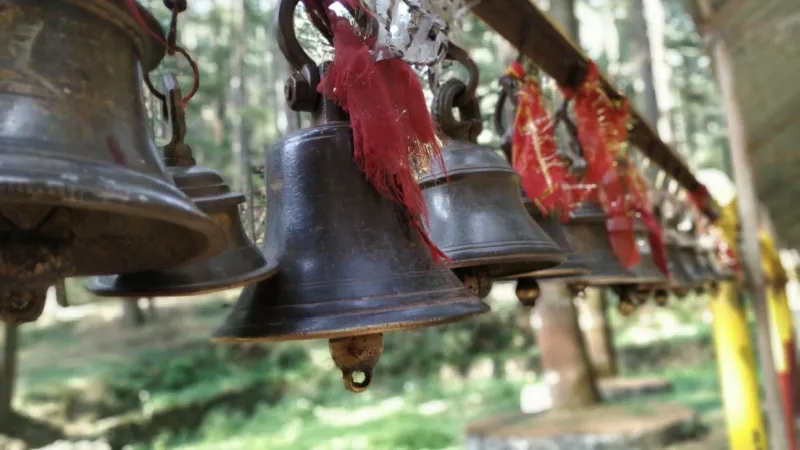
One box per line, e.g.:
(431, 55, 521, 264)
(161, 72, 196, 167)
(278, 0, 321, 112)
(429, 43, 479, 104)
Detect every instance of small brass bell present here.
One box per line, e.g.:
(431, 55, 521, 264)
(561, 202, 636, 287)
(626, 215, 669, 299)
(664, 231, 694, 297)
(420, 73, 565, 298)
(507, 191, 590, 307)
(676, 232, 706, 293)
(0, 0, 226, 323)
(214, 16, 488, 393)
(87, 73, 277, 297)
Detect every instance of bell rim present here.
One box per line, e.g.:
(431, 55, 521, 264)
(210, 296, 490, 343)
(65, 0, 166, 72)
(501, 256, 590, 280)
(85, 258, 278, 298)
(0, 157, 228, 275)
(445, 250, 567, 279)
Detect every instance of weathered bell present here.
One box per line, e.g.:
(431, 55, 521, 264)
(506, 191, 590, 307)
(213, 89, 488, 391)
(664, 231, 694, 297)
(561, 202, 636, 287)
(0, 0, 225, 323)
(86, 73, 276, 297)
(626, 215, 669, 301)
(419, 79, 566, 298)
(676, 232, 706, 292)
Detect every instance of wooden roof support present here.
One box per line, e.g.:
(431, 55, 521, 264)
(468, 0, 718, 219)
(707, 18, 791, 450)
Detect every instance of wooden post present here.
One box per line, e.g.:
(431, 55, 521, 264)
(708, 35, 790, 450)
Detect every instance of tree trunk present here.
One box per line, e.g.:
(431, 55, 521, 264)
(578, 289, 618, 378)
(548, 0, 580, 43)
(121, 298, 146, 328)
(0, 324, 19, 429)
(630, 0, 659, 128)
(533, 282, 601, 409)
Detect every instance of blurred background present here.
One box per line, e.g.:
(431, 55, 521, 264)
(0, 0, 781, 449)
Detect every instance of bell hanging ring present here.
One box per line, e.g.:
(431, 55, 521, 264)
(419, 47, 565, 299)
(214, 0, 488, 394)
(87, 73, 277, 297)
(0, 0, 226, 323)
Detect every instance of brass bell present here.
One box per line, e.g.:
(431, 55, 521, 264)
(507, 191, 590, 307)
(676, 232, 706, 293)
(561, 202, 636, 287)
(419, 74, 565, 298)
(86, 73, 276, 297)
(0, 0, 225, 323)
(664, 231, 694, 297)
(626, 215, 669, 298)
(213, 19, 488, 392)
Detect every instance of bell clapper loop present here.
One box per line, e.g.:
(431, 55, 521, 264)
(161, 72, 197, 167)
(329, 334, 384, 394)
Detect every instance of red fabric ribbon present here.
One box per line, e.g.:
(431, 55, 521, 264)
(302, 4, 447, 260)
(505, 62, 574, 216)
(561, 63, 638, 268)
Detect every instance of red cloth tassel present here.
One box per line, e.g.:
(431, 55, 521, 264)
(506, 61, 574, 215)
(561, 64, 638, 267)
(317, 17, 447, 261)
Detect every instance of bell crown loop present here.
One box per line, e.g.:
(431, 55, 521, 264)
(431, 45, 483, 142)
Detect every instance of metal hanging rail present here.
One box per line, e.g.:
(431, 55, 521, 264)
(468, 0, 719, 220)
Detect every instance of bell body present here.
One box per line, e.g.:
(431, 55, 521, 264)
(509, 194, 589, 279)
(628, 217, 669, 287)
(87, 166, 277, 296)
(692, 244, 718, 283)
(676, 234, 704, 288)
(418, 140, 565, 279)
(561, 202, 636, 286)
(213, 122, 487, 342)
(664, 231, 695, 295)
(0, 0, 224, 320)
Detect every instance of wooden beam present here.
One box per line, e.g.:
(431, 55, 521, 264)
(467, 0, 718, 220)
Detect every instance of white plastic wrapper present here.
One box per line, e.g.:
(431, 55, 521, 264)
(365, 0, 469, 68)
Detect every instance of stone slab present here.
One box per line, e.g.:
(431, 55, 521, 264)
(466, 403, 700, 450)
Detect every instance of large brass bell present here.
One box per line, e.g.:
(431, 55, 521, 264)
(507, 191, 590, 307)
(0, 0, 225, 322)
(86, 74, 277, 297)
(562, 202, 636, 287)
(626, 215, 669, 302)
(419, 54, 565, 298)
(214, 7, 487, 393)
